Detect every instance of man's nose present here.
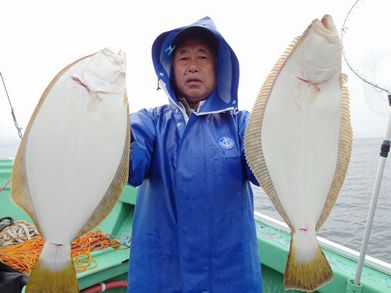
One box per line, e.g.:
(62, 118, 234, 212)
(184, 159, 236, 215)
(188, 62, 198, 73)
(186, 56, 199, 72)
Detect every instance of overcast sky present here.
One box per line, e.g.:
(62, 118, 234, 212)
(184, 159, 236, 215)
(1, 0, 390, 158)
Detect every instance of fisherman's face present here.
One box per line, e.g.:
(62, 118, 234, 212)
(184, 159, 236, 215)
(173, 38, 216, 108)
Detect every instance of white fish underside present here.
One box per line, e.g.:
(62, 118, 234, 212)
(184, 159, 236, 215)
(11, 49, 129, 292)
(245, 15, 352, 292)
(262, 57, 342, 240)
(25, 62, 128, 244)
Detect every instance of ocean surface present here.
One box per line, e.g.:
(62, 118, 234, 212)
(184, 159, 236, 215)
(1, 137, 390, 264)
(253, 136, 391, 264)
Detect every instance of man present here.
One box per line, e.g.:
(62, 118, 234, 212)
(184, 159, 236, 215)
(127, 16, 262, 292)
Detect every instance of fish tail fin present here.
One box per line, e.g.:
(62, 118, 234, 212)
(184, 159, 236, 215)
(284, 230, 332, 292)
(26, 242, 78, 293)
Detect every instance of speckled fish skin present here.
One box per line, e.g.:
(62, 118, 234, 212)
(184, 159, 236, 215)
(11, 48, 130, 293)
(245, 15, 352, 292)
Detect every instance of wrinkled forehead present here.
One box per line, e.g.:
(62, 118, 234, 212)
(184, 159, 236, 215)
(173, 37, 216, 58)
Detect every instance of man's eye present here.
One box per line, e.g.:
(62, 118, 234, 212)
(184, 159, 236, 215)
(199, 55, 210, 61)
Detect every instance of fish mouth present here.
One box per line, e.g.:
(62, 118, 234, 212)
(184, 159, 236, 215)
(320, 15, 337, 33)
(312, 14, 339, 41)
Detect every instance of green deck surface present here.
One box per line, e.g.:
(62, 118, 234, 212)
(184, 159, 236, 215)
(1, 159, 390, 292)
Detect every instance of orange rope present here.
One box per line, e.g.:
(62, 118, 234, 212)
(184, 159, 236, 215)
(0, 230, 126, 274)
(71, 231, 125, 273)
(0, 236, 44, 273)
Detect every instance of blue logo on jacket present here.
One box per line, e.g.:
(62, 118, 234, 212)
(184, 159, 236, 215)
(218, 136, 234, 149)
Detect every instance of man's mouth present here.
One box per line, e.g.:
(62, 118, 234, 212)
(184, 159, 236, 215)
(186, 78, 202, 84)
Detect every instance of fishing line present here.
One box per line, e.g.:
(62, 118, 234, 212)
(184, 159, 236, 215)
(341, 0, 391, 116)
(341, 0, 389, 93)
(0, 72, 23, 139)
(0, 178, 11, 193)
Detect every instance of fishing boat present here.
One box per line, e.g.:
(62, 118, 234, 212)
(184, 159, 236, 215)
(0, 158, 390, 292)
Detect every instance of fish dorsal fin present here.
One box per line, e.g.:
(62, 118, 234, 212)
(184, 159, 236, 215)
(11, 138, 38, 229)
(245, 36, 302, 230)
(316, 77, 352, 230)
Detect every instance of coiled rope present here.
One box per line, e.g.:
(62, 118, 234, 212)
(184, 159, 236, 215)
(0, 227, 126, 273)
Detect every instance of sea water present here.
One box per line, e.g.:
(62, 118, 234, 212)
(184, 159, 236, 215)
(253, 137, 391, 264)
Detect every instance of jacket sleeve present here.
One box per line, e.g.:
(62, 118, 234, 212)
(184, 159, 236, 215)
(238, 110, 260, 186)
(128, 108, 156, 187)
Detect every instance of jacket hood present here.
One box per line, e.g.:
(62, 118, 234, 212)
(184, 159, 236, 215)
(151, 16, 240, 114)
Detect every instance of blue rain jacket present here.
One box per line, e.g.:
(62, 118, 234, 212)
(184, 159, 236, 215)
(127, 16, 262, 293)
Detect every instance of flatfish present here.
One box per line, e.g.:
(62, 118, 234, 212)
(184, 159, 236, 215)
(245, 15, 352, 291)
(11, 48, 129, 292)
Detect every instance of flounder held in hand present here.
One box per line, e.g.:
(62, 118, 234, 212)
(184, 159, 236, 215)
(11, 48, 130, 293)
(245, 15, 352, 292)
